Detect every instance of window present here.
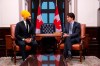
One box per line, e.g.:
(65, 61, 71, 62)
(31, 0, 65, 27)
(41, 1, 55, 23)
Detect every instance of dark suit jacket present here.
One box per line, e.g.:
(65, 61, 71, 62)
(15, 21, 35, 41)
(64, 22, 81, 42)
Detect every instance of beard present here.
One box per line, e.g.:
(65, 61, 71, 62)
(26, 18, 31, 25)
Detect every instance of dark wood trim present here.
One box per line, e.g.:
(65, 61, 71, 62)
(0, 26, 99, 45)
(65, 0, 69, 22)
(0, 27, 10, 37)
(86, 27, 99, 45)
(27, 0, 32, 13)
(0, 26, 99, 57)
(0, 26, 99, 44)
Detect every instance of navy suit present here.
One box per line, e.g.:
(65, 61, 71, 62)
(15, 21, 37, 61)
(63, 22, 81, 58)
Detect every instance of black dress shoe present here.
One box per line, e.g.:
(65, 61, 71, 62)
(66, 55, 72, 61)
(66, 55, 73, 65)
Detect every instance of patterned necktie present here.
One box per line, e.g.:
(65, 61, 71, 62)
(69, 23, 72, 34)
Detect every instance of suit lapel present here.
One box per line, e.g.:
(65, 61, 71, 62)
(65, 23, 69, 33)
(21, 21, 27, 30)
(72, 22, 76, 33)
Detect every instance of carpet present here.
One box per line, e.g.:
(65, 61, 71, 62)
(0, 55, 100, 66)
(68, 56, 100, 66)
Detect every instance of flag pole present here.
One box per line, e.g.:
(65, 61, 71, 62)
(36, 0, 43, 33)
(39, 0, 40, 6)
(56, 0, 57, 6)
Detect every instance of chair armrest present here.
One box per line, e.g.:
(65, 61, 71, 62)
(10, 36, 17, 49)
(11, 36, 15, 40)
(84, 34, 89, 49)
(57, 37, 64, 48)
(81, 34, 89, 49)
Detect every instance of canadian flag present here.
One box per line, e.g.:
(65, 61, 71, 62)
(36, 5, 43, 33)
(54, 6, 62, 32)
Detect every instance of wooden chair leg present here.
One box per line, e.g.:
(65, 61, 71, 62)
(61, 54, 68, 66)
(14, 51, 16, 65)
(80, 50, 82, 62)
(83, 49, 86, 59)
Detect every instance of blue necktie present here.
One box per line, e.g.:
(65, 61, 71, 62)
(69, 23, 72, 34)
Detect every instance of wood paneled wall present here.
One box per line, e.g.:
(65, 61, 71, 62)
(86, 27, 99, 44)
(0, 27, 10, 57)
(0, 27, 99, 57)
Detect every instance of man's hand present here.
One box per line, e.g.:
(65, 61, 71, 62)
(63, 33, 70, 37)
(24, 38, 32, 43)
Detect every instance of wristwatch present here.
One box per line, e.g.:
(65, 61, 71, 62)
(22, 38, 25, 41)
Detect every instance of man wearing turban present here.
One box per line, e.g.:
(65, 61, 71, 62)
(15, 10, 37, 61)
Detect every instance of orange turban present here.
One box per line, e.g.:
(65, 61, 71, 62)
(21, 10, 31, 19)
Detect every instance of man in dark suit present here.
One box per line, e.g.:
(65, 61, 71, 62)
(63, 13, 81, 59)
(15, 10, 37, 61)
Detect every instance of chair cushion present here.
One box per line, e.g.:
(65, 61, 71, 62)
(59, 43, 64, 49)
(59, 43, 81, 50)
(15, 45, 31, 51)
(72, 44, 81, 50)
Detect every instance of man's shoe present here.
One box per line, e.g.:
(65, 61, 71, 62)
(68, 55, 72, 60)
(66, 56, 73, 65)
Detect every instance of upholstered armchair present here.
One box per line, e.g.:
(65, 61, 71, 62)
(10, 24, 32, 64)
(58, 24, 89, 62)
